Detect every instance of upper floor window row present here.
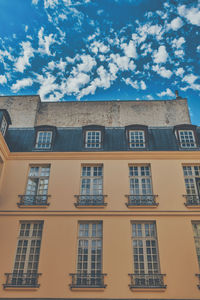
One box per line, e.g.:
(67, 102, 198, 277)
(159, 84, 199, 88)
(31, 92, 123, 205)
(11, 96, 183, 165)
(32, 124, 199, 151)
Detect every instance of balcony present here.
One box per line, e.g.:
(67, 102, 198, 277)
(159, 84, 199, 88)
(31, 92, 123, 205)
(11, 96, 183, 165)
(74, 195, 107, 207)
(69, 273, 107, 289)
(196, 274, 200, 288)
(125, 195, 158, 207)
(183, 194, 200, 206)
(129, 273, 166, 289)
(3, 273, 41, 288)
(17, 195, 50, 207)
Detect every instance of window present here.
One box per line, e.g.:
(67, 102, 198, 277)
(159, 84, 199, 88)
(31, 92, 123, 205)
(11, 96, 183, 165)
(129, 222, 165, 288)
(4, 221, 43, 287)
(70, 222, 106, 288)
(192, 222, 200, 268)
(85, 131, 101, 148)
(183, 165, 200, 205)
(75, 165, 105, 206)
(127, 165, 157, 206)
(174, 124, 198, 149)
(82, 125, 104, 150)
(129, 130, 145, 148)
(0, 116, 7, 136)
(179, 130, 196, 148)
(18, 165, 50, 206)
(35, 131, 52, 149)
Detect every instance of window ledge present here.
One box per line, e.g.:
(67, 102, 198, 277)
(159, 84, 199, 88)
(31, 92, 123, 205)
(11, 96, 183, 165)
(129, 286, 166, 292)
(126, 204, 158, 208)
(74, 204, 107, 208)
(70, 286, 106, 291)
(3, 286, 40, 290)
(17, 204, 50, 208)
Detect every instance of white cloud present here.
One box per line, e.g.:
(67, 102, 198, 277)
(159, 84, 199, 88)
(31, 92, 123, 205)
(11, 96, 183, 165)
(174, 49, 184, 58)
(44, 0, 58, 9)
(36, 73, 60, 101)
(181, 73, 200, 92)
(38, 27, 56, 56)
(11, 78, 33, 92)
(66, 72, 90, 94)
(178, 5, 200, 26)
(172, 37, 185, 49)
(121, 40, 137, 58)
(110, 54, 132, 71)
(123, 78, 147, 90)
(76, 55, 96, 73)
(157, 88, 174, 97)
(168, 17, 183, 31)
(197, 45, 200, 52)
(90, 41, 110, 54)
(175, 67, 184, 77)
(183, 74, 198, 84)
(15, 41, 34, 73)
(0, 75, 7, 85)
(32, 0, 39, 4)
(152, 65, 172, 78)
(153, 45, 168, 64)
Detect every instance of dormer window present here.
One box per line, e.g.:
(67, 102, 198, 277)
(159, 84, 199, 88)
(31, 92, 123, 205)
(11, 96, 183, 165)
(0, 116, 7, 136)
(178, 130, 196, 148)
(129, 130, 145, 148)
(34, 125, 56, 151)
(174, 124, 198, 149)
(0, 109, 11, 137)
(35, 131, 52, 149)
(125, 125, 148, 150)
(83, 125, 104, 150)
(85, 130, 101, 148)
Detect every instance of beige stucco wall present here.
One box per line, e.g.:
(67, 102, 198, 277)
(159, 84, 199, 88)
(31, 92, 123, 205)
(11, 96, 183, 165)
(0, 156, 200, 299)
(0, 96, 191, 128)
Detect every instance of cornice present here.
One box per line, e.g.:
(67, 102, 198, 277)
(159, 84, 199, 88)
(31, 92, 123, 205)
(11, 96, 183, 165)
(7, 150, 200, 161)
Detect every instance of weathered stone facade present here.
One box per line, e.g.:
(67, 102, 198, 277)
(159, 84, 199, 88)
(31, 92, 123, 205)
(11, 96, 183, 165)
(0, 95, 191, 128)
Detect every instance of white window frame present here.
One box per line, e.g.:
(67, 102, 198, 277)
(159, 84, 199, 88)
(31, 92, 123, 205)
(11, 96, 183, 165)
(85, 130, 101, 149)
(35, 131, 52, 150)
(77, 222, 102, 275)
(183, 165, 200, 196)
(178, 130, 196, 148)
(0, 116, 7, 136)
(13, 221, 43, 276)
(26, 165, 50, 197)
(129, 165, 153, 195)
(129, 130, 145, 148)
(192, 222, 200, 269)
(80, 165, 103, 196)
(132, 222, 160, 274)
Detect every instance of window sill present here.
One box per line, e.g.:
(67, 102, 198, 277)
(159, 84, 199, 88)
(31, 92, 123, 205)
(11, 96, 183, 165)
(74, 204, 107, 208)
(126, 204, 158, 208)
(3, 286, 40, 290)
(184, 204, 200, 208)
(70, 286, 106, 291)
(17, 204, 50, 208)
(129, 286, 166, 292)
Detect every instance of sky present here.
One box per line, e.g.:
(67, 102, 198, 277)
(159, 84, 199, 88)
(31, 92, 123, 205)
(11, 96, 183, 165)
(0, 0, 199, 124)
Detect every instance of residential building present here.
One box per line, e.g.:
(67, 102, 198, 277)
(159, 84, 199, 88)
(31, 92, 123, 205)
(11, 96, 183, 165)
(0, 94, 200, 300)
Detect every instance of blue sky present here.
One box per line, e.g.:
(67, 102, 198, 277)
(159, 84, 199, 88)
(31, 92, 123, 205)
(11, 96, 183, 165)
(0, 0, 199, 124)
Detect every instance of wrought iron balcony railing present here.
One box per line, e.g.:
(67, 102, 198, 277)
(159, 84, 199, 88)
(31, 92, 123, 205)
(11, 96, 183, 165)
(125, 195, 158, 206)
(196, 274, 200, 289)
(69, 273, 107, 288)
(3, 273, 41, 288)
(129, 273, 166, 289)
(17, 195, 50, 206)
(183, 194, 200, 206)
(74, 195, 107, 207)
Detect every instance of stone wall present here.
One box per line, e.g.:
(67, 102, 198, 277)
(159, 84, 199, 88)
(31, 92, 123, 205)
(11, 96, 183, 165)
(0, 95, 191, 127)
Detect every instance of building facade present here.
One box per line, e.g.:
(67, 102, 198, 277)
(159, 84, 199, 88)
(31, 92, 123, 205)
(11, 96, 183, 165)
(0, 95, 200, 300)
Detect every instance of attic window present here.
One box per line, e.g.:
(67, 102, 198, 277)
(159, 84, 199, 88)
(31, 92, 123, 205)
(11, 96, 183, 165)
(0, 116, 7, 136)
(174, 124, 198, 149)
(35, 131, 53, 149)
(125, 125, 148, 150)
(34, 125, 57, 151)
(82, 125, 105, 150)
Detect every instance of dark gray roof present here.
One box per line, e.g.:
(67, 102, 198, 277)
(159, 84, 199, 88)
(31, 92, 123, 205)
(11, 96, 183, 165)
(4, 126, 200, 152)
